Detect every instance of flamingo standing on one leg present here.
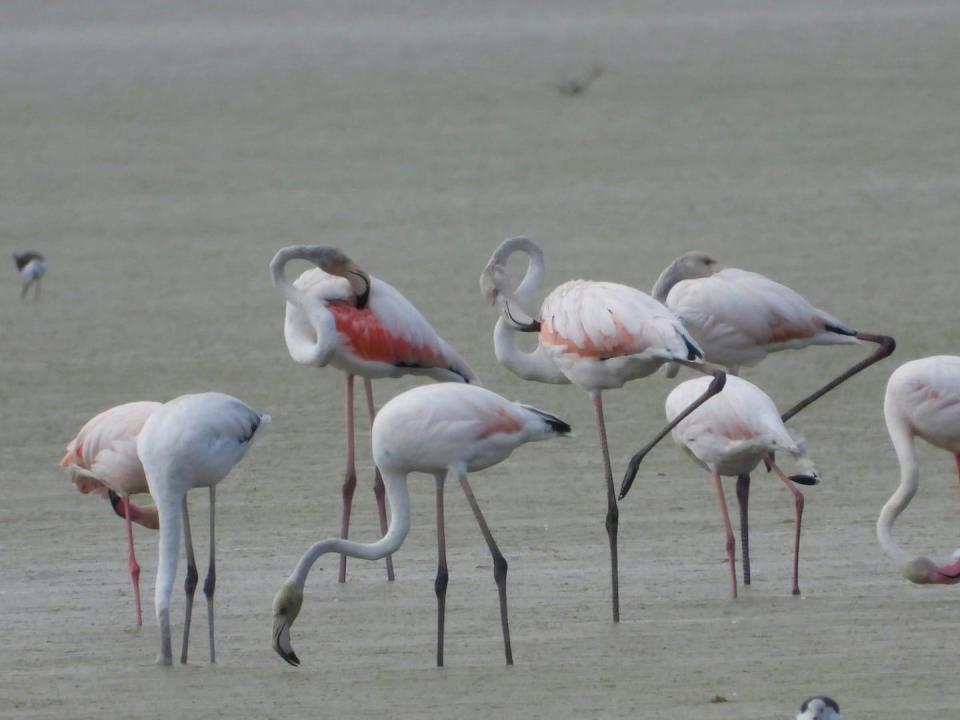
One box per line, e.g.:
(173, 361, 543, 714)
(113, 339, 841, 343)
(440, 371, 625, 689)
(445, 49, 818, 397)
(479, 237, 726, 622)
(270, 245, 478, 584)
(272, 383, 571, 667)
(138, 392, 269, 666)
(652, 252, 895, 585)
(60, 401, 163, 626)
(620, 375, 820, 597)
(12, 251, 47, 299)
(877, 356, 960, 584)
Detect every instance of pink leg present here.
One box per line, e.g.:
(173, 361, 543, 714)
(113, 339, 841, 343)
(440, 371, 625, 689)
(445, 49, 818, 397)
(955, 454, 960, 497)
(592, 391, 620, 623)
(339, 374, 357, 584)
(768, 458, 804, 596)
(710, 472, 737, 599)
(124, 496, 143, 627)
(364, 377, 394, 581)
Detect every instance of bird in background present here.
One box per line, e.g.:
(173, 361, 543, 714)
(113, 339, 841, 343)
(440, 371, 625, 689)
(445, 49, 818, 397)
(797, 696, 843, 720)
(480, 236, 726, 622)
(272, 383, 571, 668)
(652, 251, 894, 586)
(60, 401, 163, 626)
(271, 245, 478, 584)
(620, 375, 819, 598)
(12, 251, 47, 299)
(878, 355, 960, 584)
(138, 392, 269, 666)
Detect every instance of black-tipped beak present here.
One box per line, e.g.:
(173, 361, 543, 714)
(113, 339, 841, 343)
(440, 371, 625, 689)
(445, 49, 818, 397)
(789, 474, 819, 486)
(272, 619, 300, 667)
(619, 453, 644, 500)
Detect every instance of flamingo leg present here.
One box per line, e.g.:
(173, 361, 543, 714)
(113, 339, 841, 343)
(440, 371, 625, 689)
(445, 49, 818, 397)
(780, 332, 896, 422)
(768, 458, 804, 595)
(180, 496, 198, 664)
(204, 486, 217, 663)
(20, 281, 29, 300)
(457, 471, 513, 665)
(434, 474, 448, 667)
(955, 454, 960, 497)
(34, 276, 41, 300)
(620, 369, 726, 500)
(338, 373, 358, 583)
(592, 391, 620, 623)
(123, 496, 143, 627)
(736, 474, 751, 585)
(710, 472, 738, 599)
(364, 377, 395, 581)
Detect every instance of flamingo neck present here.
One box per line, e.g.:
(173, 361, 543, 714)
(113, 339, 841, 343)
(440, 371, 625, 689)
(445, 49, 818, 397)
(877, 414, 920, 566)
(493, 317, 569, 385)
(651, 257, 692, 303)
(288, 470, 411, 591)
(269, 246, 338, 366)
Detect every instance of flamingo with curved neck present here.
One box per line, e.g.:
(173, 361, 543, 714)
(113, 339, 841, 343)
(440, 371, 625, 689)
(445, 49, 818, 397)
(878, 356, 960, 584)
(270, 245, 477, 583)
(480, 236, 726, 622)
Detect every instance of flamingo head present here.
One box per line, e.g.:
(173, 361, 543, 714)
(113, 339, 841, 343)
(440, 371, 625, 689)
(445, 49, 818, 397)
(479, 255, 508, 305)
(298, 246, 371, 309)
(272, 582, 304, 666)
(674, 251, 719, 278)
(901, 556, 960, 584)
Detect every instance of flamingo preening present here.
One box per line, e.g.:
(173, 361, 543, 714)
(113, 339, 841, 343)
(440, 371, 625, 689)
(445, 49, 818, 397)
(138, 392, 269, 666)
(270, 245, 478, 583)
(272, 383, 571, 667)
(12, 251, 47, 299)
(652, 252, 895, 584)
(620, 375, 819, 597)
(878, 356, 960, 584)
(60, 401, 162, 626)
(480, 237, 726, 622)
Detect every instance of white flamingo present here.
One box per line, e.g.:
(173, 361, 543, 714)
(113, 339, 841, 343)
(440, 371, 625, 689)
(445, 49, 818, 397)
(620, 375, 819, 597)
(138, 392, 269, 666)
(271, 245, 477, 583)
(12, 251, 47, 299)
(652, 252, 895, 584)
(797, 696, 843, 720)
(878, 355, 960, 584)
(271, 382, 571, 667)
(480, 236, 726, 621)
(60, 401, 162, 626)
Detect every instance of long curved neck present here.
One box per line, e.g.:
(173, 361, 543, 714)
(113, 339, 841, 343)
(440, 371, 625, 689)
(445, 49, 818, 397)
(652, 257, 689, 303)
(270, 246, 309, 307)
(288, 469, 411, 590)
(493, 317, 569, 384)
(269, 246, 338, 366)
(877, 415, 919, 564)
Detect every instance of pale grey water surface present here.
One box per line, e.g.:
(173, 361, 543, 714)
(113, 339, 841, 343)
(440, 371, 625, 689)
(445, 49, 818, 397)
(2, 2, 959, 718)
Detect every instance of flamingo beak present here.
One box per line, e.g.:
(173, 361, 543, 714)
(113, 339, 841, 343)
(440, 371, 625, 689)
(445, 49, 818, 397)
(272, 615, 300, 667)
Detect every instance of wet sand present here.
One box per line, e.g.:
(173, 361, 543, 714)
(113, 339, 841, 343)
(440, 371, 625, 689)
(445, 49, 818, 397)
(2, 2, 960, 718)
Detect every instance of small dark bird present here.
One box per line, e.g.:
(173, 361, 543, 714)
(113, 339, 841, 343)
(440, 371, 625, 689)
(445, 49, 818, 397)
(557, 66, 604, 96)
(12, 251, 47, 299)
(797, 696, 842, 720)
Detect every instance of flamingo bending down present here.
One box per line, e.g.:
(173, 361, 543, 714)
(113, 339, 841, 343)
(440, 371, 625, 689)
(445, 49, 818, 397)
(138, 392, 269, 666)
(271, 245, 478, 583)
(272, 383, 571, 667)
(12, 251, 47, 299)
(621, 375, 819, 597)
(480, 237, 726, 622)
(653, 252, 895, 584)
(60, 401, 163, 626)
(878, 356, 960, 584)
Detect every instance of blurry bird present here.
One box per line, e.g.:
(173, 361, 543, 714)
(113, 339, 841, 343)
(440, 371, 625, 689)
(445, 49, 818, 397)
(797, 696, 842, 720)
(557, 66, 604, 96)
(12, 251, 47, 299)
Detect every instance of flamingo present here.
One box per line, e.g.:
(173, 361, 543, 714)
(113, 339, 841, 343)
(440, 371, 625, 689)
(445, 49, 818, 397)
(652, 251, 895, 585)
(877, 356, 960, 584)
(479, 236, 726, 622)
(138, 392, 269, 666)
(60, 401, 163, 626)
(797, 696, 843, 720)
(270, 245, 478, 583)
(272, 382, 571, 668)
(620, 375, 819, 597)
(12, 251, 47, 299)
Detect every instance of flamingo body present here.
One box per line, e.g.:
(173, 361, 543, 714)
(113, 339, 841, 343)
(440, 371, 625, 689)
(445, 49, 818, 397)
(664, 268, 858, 371)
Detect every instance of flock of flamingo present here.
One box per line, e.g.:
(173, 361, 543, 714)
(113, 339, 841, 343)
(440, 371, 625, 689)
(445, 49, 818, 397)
(35, 239, 958, 696)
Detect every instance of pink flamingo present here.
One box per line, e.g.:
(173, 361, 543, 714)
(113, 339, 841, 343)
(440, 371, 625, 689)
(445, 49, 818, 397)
(620, 375, 819, 597)
(272, 382, 571, 667)
(60, 401, 163, 626)
(652, 252, 895, 584)
(878, 355, 960, 584)
(480, 237, 726, 622)
(270, 245, 478, 584)
(139, 392, 269, 666)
